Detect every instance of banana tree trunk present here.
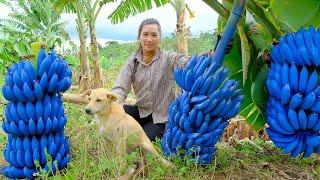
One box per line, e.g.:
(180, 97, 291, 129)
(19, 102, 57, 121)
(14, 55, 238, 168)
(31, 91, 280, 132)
(89, 20, 104, 88)
(176, 7, 188, 55)
(78, 28, 91, 92)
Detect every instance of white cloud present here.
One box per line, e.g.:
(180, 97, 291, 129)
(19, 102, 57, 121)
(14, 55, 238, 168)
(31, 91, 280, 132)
(1, 0, 219, 43)
(0, 4, 11, 18)
(62, 0, 219, 41)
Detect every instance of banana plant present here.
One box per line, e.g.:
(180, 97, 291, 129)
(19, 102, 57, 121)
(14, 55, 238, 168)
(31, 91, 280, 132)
(0, 0, 69, 73)
(54, 0, 92, 92)
(107, 0, 170, 24)
(170, 0, 195, 55)
(204, 0, 320, 130)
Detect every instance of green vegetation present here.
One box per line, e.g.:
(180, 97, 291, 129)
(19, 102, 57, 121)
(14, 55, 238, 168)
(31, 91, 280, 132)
(0, 33, 319, 179)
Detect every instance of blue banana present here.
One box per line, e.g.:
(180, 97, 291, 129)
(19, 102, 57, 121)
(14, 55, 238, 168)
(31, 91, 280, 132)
(195, 56, 211, 78)
(17, 101, 29, 122)
(298, 110, 308, 130)
(287, 109, 300, 130)
(279, 40, 294, 63)
(191, 76, 203, 95)
(185, 69, 195, 91)
(20, 69, 32, 87)
(267, 116, 292, 135)
(291, 136, 304, 157)
(47, 60, 57, 79)
(224, 101, 241, 119)
(202, 61, 219, 80)
(28, 119, 36, 135)
(31, 137, 40, 154)
(39, 72, 49, 91)
(312, 118, 320, 131)
(303, 30, 315, 56)
(311, 100, 320, 113)
(203, 98, 219, 114)
(13, 70, 23, 88)
(10, 102, 21, 124)
(195, 99, 211, 110)
(281, 84, 291, 105)
(23, 82, 35, 102)
(281, 63, 289, 86)
(210, 99, 227, 117)
(37, 48, 46, 71)
(199, 75, 213, 95)
(34, 81, 44, 99)
(311, 46, 320, 66)
(307, 113, 318, 130)
(315, 30, 320, 50)
(190, 95, 207, 104)
(298, 66, 308, 93)
(185, 54, 198, 70)
(13, 85, 27, 102)
(296, 31, 312, 65)
(266, 79, 282, 100)
(24, 60, 36, 82)
(271, 46, 283, 64)
(300, 92, 315, 109)
(289, 93, 302, 109)
(174, 68, 185, 89)
(218, 98, 232, 116)
(57, 77, 71, 93)
(284, 137, 300, 154)
(38, 55, 51, 76)
(306, 70, 318, 94)
(289, 63, 299, 92)
(277, 112, 295, 133)
(194, 111, 203, 129)
(267, 129, 296, 143)
(24, 151, 33, 168)
(5, 73, 14, 87)
(285, 33, 303, 65)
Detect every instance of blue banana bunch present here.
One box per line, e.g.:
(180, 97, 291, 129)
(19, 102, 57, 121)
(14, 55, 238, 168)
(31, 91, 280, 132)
(1, 48, 72, 179)
(267, 26, 320, 157)
(162, 56, 244, 164)
(271, 26, 320, 67)
(161, 0, 246, 164)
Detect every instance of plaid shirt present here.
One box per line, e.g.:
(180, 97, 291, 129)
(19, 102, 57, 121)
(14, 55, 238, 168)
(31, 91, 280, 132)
(112, 48, 189, 124)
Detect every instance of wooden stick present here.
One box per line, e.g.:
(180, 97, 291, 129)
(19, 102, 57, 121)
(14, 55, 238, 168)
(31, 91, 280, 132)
(61, 89, 91, 104)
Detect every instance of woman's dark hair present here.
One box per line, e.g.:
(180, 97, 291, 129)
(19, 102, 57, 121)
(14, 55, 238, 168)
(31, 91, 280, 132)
(137, 18, 162, 40)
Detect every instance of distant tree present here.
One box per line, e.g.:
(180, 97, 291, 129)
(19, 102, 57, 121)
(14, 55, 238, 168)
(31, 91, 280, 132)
(170, 0, 194, 55)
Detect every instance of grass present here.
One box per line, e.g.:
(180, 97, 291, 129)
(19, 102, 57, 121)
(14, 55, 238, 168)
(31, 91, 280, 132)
(0, 99, 319, 179)
(0, 33, 320, 179)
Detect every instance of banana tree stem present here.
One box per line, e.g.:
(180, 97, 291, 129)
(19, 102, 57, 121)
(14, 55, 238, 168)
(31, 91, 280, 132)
(212, 0, 247, 65)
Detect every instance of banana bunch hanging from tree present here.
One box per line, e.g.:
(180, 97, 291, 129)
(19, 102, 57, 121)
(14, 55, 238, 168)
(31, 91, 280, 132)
(266, 26, 320, 157)
(161, 0, 247, 164)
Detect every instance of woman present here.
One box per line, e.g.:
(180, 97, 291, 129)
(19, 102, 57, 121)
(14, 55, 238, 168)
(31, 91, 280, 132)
(111, 18, 189, 141)
(112, 18, 233, 141)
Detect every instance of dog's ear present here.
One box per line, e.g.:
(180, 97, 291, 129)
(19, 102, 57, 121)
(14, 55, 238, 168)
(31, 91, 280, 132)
(107, 93, 118, 101)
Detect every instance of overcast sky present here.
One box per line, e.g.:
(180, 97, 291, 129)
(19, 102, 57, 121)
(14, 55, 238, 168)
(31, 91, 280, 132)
(0, 0, 219, 43)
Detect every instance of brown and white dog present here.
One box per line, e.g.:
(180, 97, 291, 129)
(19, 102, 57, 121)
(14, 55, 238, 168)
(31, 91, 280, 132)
(84, 88, 170, 177)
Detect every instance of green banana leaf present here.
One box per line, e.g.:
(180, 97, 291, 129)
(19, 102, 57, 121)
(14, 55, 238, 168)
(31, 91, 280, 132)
(239, 64, 268, 130)
(215, 0, 269, 130)
(237, 18, 251, 86)
(270, 0, 320, 30)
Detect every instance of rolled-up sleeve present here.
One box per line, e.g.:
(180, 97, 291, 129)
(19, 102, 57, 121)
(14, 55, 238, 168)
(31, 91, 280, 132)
(111, 58, 134, 104)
